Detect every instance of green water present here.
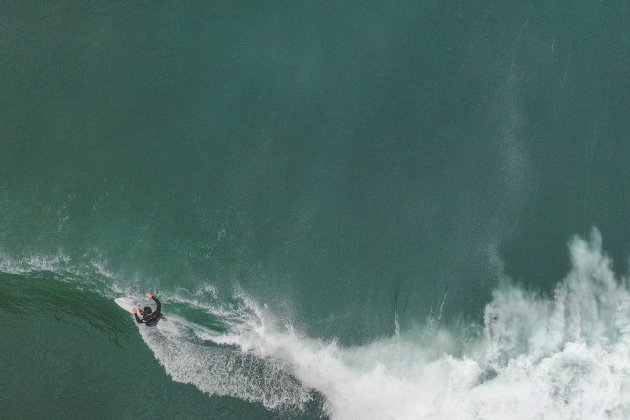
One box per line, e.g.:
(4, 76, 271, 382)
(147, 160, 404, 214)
(2, 1, 630, 419)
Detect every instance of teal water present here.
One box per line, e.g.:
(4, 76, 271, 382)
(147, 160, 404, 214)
(2, 1, 630, 419)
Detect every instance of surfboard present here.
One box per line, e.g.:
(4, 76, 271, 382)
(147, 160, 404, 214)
(114, 297, 137, 313)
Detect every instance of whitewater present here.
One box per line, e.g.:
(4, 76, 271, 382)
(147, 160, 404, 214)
(114, 229, 630, 419)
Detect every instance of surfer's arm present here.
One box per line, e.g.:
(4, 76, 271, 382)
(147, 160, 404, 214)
(131, 307, 144, 323)
(150, 295, 161, 314)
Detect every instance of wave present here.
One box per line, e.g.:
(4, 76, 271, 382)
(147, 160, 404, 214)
(135, 228, 630, 419)
(4, 229, 630, 419)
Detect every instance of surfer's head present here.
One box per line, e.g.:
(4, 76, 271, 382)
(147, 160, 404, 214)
(144, 306, 152, 315)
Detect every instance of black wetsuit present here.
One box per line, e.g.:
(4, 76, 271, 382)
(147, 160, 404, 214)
(134, 296, 163, 327)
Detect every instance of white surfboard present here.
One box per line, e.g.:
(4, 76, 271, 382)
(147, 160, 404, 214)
(114, 297, 138, 313)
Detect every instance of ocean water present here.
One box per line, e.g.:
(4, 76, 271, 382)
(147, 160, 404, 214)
(2, 1, 630, 419)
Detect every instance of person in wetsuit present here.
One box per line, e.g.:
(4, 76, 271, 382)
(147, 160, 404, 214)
(131, 293, 163, 327)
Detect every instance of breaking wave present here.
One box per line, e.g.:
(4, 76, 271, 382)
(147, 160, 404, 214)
(135, 228, 630, 419)
(4, 229, 630, 419)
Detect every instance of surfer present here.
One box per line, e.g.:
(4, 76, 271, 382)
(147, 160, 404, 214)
(131, 293, 163, 327)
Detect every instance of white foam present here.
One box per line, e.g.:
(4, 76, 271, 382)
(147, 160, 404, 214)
(0, 249, 125, 299)
(158, 286, 241, 320)
(0, 252, 71, 274)
(89, 258, 114, 279)
(137, 228, 630, 419)
(139, 317, 313, 410)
